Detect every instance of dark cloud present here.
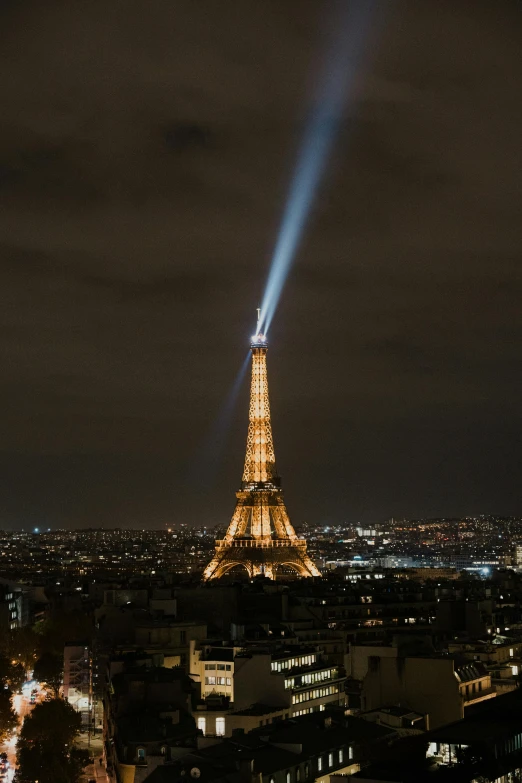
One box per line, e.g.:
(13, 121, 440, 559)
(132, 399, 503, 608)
(0, 0, 521, 527)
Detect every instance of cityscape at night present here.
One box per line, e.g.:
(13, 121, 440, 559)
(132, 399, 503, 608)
(1, 1, 522, 783)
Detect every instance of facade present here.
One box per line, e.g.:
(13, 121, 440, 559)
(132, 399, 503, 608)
(362, 654, 495, 730)
(190, 641, 346, 737)
(203, 332, 320, 581)
(103, 664, 198, 783)
(0, 583, 28, 632)
(63, 642, 92, 726)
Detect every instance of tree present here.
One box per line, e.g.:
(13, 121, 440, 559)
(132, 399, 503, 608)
(0, 652, 27, 692)
(33, 652, 63, 697)
(0, 687, 17, 743)
(7, 662, 26, 692)
(35, 611, 93, 657)
(19, 698, 81, 747)
(17, 698, 88, 783)
(17, 744, 90, 783)
(0, 653, 10, 683)
(2, 626, 40, 671)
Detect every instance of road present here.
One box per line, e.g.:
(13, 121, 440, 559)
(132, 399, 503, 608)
(0, 688, 41, 782)
(0, 686, 109, 783)
(76, 733, 109, 783)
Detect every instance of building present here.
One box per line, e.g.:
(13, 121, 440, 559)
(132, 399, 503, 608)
(140, 710, 395, 783)
(353, 688, 522, 782)
(63, 642, 92, 726)
(190, 641, 346, 737)
(362, 654, 495, 730)
(0, 583, 28, 631)
(203, 331, 320, 580)
(103, 664, 198, 783)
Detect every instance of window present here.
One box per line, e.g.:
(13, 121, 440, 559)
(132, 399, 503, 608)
(304, 764, 309, 779)
(217, 664, 226, 670)
(205, 677, 216, 685)
(215, 717, 225, 736)
(286, 773, 291, 783)
(349, 746, 353, 760)
(197, 717, 206, 735)
(296, 767, 301, 781)
(180, 630, 186, 643)
(205, 663, 215, 670)
(161, 746, 167, 756)
(226, 664, 231, 671)
(328, 753, 333, 768)
(338, 749, 343, 764)
(318, 757, 323, 772)
(137, 748, 145, 760)
(226, 678, 232, 686)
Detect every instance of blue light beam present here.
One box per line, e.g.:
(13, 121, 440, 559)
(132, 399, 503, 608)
(258, 0, 377, 336)
(191, 351, 250, 492)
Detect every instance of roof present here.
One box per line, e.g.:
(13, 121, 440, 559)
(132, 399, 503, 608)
(117, 710, 196, 744)
(427, 689, 522, 745)
(201, 649, 235, 662)
(230, 703, 285, 716)
(454, 661, 488, 683)
(142, 713, 394, 783)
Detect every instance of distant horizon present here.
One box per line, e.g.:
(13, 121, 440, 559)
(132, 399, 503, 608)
(1, 512, 522, 534)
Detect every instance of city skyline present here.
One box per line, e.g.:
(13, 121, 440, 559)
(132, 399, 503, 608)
(0, 1, 521, 528)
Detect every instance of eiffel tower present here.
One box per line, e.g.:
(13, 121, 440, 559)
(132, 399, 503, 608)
(203, 329, 321, 581)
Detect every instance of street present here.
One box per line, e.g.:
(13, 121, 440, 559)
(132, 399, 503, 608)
(0, 687, 42, 783)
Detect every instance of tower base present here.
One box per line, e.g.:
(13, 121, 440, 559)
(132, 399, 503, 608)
(203, 538, 320, 581)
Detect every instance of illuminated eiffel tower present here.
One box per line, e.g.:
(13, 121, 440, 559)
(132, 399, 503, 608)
(203, 329, 321, 581)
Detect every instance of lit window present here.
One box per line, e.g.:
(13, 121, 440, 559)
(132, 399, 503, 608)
(318, 757, 323, 772)
(197, 717, 206, 735)
(296, 768, 300, 781)
(286, 773, 291, 783)
(328, 753, 333, 767)
(510, 649, 514, 657)
(338, 749, 343, 764)
(349, 746, 353, 760)
(216, 717, 225, 736)
(137, 748, 145, 760)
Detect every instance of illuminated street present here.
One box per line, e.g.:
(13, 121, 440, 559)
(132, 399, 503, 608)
(0, 685, 43, 783)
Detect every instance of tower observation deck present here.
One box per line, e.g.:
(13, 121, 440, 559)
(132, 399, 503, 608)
(202, 331, 321, 581)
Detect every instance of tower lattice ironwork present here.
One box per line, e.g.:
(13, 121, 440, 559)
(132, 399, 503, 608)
(203, 332, 321, 581)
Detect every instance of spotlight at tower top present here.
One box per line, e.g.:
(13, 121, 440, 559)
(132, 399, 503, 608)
(250, 331, 267, 348)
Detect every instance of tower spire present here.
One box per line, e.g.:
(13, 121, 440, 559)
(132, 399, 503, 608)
(202, 329, 321, 581)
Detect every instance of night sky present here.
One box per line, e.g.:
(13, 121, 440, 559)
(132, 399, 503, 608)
(0, 1, 521, 529)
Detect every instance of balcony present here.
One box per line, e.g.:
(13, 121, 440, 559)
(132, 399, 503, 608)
(462, 686, 497, 706)
(215, 538, 307, 549)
